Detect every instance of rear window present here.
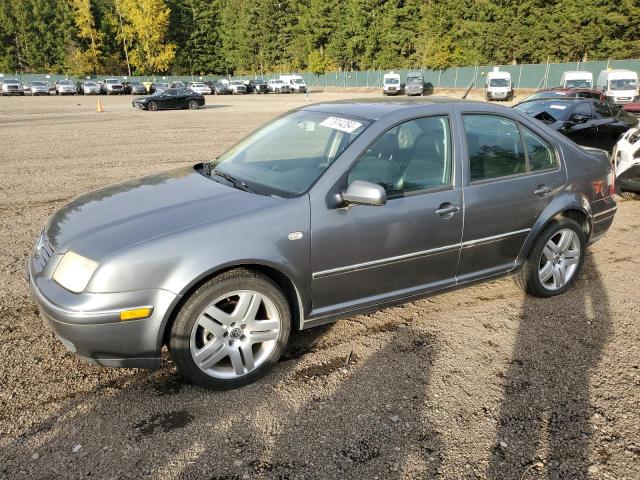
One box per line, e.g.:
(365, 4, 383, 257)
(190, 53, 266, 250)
(513, 100, 573, 123)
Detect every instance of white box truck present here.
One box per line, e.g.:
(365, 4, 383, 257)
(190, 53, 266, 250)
(382, 72, 402, 96)
(280, 74, 307, 93)
(560, 71, 593, 89)
(597, 69, 639, 104)
(485, 69, 513, 101)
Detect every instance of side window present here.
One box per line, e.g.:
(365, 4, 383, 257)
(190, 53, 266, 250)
(463, 115, 526, 182)
(594, 102, 612, 119)
(522, 127, 558, 171)
(573, 101, 593, 118)
(165, 89, 177, 96)
(348, 116, 452, 197)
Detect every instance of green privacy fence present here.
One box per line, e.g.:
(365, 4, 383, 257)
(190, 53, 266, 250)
(3, 59, 640, 89)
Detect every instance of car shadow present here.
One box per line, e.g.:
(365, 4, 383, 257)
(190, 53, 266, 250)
(198, 104, 227, 110)
(486, 255, 612, 479)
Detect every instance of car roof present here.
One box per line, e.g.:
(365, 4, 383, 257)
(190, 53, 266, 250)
(302, 97, 475, 120)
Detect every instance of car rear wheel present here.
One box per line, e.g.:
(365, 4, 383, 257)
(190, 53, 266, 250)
(620, 190, 640, 200)
(170, 268, 291, 390)
(147, 101, 158, 112)
(188, 99, 199, 110)
(516, 218, 585, 298)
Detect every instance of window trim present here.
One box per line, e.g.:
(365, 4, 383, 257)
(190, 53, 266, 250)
(344, 114, 456, 201)
(460, 112, 561, 186)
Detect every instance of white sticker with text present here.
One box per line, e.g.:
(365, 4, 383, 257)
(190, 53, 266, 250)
(549, 104, 567, 110)
(320, 116, 363, 133)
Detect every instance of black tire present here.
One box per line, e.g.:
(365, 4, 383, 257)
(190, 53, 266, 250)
(188, 99, 199, 110)
(147, 101, 158, 112)
(516, 218, 586, 298)
(170, 268, 291, 390)
(620, 190, 640, 200)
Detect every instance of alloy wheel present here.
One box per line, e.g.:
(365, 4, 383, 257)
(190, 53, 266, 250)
(189, 290, 281, 379)
(538, 228, 581, 291)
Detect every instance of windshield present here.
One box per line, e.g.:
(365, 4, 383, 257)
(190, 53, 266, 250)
(293, 78, 305, 84)
(230, 81, 243, 85)
(524, 91, 568, 101)
(106, 79, 119, 84)
(406, 76, 422, 83)
(32, 81, 47, 86)
(610, 79, 637, 90)
(514, 100, 573, 123)
(385, 78, 400, 84)
(4, 79, 19, 84)
(210, 111, 370, 197)
(192, 83, 205, 87)
(565, 79, 591, 88)
(60, 80, 73, 85)
(84, 81, 97, 86)
(489, 78, 510, 87)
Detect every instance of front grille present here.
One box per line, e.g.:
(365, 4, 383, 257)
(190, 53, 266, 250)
(7, 86, 18, 91)
(33, 234, 54, 274)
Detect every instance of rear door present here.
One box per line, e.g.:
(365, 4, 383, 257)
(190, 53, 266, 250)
(564, 101, 598, 148)
(593, 101, 628, 151)
(457, 112, 566, 283)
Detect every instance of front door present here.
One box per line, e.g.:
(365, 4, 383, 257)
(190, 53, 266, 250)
(457, 113, 566, 283)
(310, 115, 463, 316)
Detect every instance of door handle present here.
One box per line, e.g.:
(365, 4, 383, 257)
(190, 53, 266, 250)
(534, 186, 552, 196)
(435, 203, 461, 216)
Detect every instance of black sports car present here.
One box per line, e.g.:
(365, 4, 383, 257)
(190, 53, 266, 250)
(132, 88, 205, 111)
(513, 97, 638, 152)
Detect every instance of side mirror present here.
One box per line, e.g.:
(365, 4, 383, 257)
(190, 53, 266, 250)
(341, 180, 387, 207)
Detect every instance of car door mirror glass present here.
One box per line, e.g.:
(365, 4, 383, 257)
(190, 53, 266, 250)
(341, 180, 387, 206)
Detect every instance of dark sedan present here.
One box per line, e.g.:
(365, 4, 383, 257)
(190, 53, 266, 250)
(521, 88, 604, 103)
(248, 79, 269, 94)
(123, 81, 147, 95)
(514, 98, 638, 152)
(28, 98, 616, 389)
(149, 82, 169, 94)
(132, 88, 205, 111)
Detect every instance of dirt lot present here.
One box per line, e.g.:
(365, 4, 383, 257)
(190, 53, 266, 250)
(0, 92, 638, 480)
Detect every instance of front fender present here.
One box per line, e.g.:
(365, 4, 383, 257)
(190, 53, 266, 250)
(515, 191, 591, 268)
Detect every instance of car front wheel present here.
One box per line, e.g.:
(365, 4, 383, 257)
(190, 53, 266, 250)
(188, 99, 199, 110)
(170, 269, 291, 389)
(147, 101, 158, 111)
(517, 218, 585, 297)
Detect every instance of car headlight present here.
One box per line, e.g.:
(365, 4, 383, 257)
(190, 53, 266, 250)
(52, 251, 99, 293)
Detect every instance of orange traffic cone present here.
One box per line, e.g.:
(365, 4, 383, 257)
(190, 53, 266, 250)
(96, 98, 104, 113)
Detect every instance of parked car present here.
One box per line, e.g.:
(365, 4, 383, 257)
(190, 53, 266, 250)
(170, 81, 187, 89)
(77, 80, 101, 95)
(611, 127, 640, 200)
(513, 97, 638, 152)
(560, 71, 594, 89)
(267, 79, 289, 94)
(211, 81, 230, 95)
(521, 88, 604, 103)
(25, 81, 50, 96)
(188, 82, 212, 95)
(486, 69, 513, 101)
(382, 72, 401, 96)
(132, 87, 205, 111)
(149, 82, 170, 94)
(405, 71, 425, 96)
(55, 80, 77, 95)
(596, 69, 639, 105)
(280, 74, 307, 93)
(1, 78, 25, 95)
(622, 103, 640, 117)
(27, 98, 616, 389)
(123, 81, 147, 95)
(248, 79, 269, 94)
(102, 78, 125, 95)
(228, 80, 247, 94)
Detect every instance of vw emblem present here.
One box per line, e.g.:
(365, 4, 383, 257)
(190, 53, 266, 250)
(229, 327, 242, 339)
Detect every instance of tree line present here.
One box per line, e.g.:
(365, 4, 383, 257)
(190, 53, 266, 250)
(1, 0, 639, 76)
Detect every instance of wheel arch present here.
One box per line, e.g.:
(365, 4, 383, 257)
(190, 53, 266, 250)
(516, 193, 591, 269)
(159, 262, 305, 348)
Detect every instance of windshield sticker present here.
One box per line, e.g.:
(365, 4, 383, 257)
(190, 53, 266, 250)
(549, 104, 567, 110)
(320, 116, 363, 133)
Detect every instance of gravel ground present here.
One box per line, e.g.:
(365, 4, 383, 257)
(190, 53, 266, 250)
(0, 92, 638, 480)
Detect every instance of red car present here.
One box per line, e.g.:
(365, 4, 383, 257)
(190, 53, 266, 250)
(622, 103, 640, 117)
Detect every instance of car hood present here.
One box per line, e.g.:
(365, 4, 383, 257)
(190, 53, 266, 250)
(46, 166, 281, 262)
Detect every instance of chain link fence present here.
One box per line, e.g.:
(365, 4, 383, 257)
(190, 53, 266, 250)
(2, 59, 640, 89)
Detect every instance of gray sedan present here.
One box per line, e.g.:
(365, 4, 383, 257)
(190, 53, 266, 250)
(27, 98, 617, 389)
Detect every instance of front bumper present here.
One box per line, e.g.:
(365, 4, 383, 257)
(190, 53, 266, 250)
(27, 257, 177, 369)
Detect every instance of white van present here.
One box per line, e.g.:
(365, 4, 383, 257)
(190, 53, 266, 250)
(597, 69, 639, 104)
(382, 72, 401, 96)
(560, 71, 593, 89)
(280, 74, 307, 93)
(485, 69, 513, 101)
